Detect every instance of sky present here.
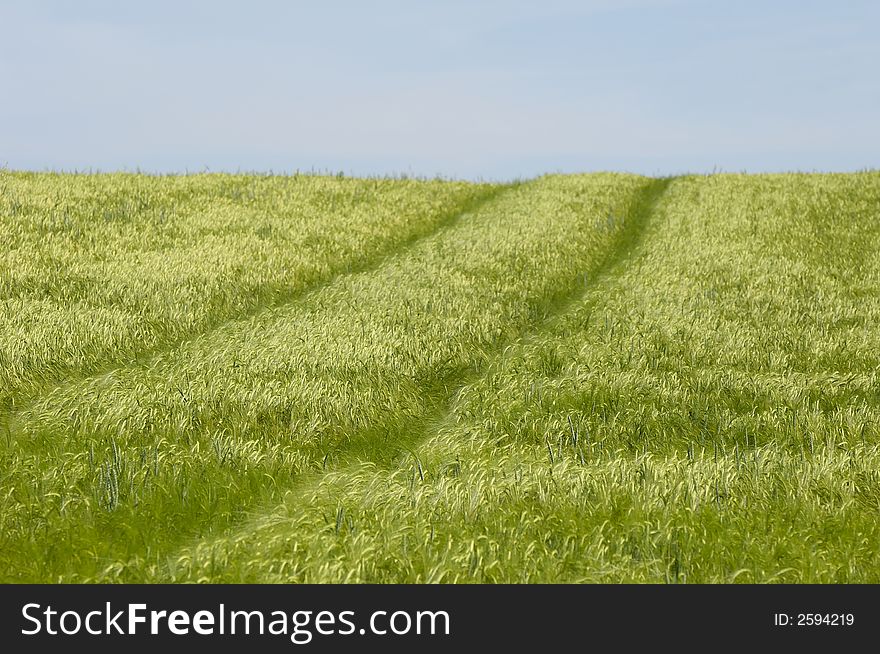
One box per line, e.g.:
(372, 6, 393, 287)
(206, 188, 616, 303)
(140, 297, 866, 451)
(1, 0, 877, 180)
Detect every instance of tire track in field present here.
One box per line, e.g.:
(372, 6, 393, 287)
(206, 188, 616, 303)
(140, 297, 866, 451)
(150, 177, 673, 581)
(393, 176, 673, 458)
(0, 183, 515, 434)
(307, 176, 673, 467)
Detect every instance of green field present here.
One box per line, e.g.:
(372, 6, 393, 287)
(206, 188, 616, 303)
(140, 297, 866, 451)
(1, 170, 879, 583)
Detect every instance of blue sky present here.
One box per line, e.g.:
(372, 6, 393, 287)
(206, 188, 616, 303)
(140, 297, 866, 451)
(1, 0, 877, 179)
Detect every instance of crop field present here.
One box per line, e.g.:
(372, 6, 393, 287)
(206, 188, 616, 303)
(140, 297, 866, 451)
(1, 169, 879, 583)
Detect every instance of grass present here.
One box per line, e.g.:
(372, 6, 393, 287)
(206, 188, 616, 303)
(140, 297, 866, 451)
(1, 169, 879, 582)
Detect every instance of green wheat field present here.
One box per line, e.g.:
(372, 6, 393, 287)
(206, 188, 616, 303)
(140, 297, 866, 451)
(1, 169, 879, 583)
